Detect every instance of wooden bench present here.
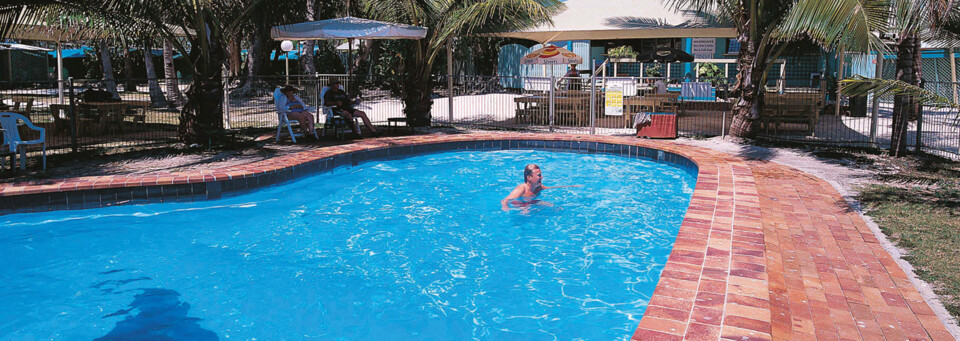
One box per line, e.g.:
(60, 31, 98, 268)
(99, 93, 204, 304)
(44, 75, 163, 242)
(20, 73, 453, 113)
(761, 93, 823, 134)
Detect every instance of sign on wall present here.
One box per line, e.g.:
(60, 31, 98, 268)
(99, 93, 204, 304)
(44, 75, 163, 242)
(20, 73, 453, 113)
(691, 38, 715, 59)
(605, 84, 624, 116)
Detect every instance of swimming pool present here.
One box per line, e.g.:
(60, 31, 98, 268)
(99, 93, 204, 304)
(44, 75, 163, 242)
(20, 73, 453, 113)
(1, 149, 696, 340)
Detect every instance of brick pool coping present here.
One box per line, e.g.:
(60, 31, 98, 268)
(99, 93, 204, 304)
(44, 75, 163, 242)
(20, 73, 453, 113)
(0, 133, 954, 340)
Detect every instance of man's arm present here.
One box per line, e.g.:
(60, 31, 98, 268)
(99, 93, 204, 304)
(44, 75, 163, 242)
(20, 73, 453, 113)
(501, 185, 525, 211)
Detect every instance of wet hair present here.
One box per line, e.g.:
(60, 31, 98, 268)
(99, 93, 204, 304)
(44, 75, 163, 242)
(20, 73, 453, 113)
(523, 164, 541, 182)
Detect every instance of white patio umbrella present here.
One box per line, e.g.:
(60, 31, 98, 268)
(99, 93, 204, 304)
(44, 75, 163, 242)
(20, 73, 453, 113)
(271, 16, 427, 79)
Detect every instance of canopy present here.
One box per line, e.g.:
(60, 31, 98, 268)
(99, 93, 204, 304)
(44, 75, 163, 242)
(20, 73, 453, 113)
(489, 0, 735, 42)
(271, 16, 427, 40)
(0, 43, 51, 52)
(521, 45, 583, 65)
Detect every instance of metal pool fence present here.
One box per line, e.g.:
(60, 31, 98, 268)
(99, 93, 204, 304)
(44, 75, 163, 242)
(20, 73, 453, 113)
(1, 74, 958, 171)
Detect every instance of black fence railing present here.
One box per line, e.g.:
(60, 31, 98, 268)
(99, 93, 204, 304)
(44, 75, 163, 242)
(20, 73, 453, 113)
(2, 75, 958, 172)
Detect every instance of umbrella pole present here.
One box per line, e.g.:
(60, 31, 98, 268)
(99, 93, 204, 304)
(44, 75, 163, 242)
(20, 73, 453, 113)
(57, 42, 64, 104)
(348, 38, 354, 93)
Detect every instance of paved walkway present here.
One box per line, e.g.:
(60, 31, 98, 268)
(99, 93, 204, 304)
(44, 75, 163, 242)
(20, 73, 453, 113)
(0, 133, 954, 340)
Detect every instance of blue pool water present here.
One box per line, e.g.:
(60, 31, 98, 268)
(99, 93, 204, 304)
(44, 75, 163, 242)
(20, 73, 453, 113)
(1, 149, 696, 340)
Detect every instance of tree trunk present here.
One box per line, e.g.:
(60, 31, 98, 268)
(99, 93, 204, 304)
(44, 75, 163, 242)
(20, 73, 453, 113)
(122, 44, 137, 92)
(890, 33, 921, 156)
(235, 19, 274, 95)
(162, 40, 184, 107)
(100, 41, 120, 99)
(299, 0, 317, 75)
(178, 15, 225, 144)
(143, 40, 167, 107)
(227, 37, 242, 77)
(402, 41, 433, 127)
(729, 25, 765, 138)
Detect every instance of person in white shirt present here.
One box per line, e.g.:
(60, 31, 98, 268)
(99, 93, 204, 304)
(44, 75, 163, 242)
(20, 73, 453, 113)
(653, 78, 667, 94)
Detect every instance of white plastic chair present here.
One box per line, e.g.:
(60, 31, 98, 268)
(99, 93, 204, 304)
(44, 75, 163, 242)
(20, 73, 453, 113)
(274, 87, 318, 143)
(0, 112, 46, 170)
(319, 85, 360, 139)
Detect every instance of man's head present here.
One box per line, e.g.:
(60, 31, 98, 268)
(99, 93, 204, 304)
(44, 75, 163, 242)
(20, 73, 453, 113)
(329, 78, 342, 88)
(523, 164, 542, 184)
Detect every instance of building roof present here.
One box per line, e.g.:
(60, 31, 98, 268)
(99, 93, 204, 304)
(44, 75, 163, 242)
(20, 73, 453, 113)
(490, 0, 736, 42)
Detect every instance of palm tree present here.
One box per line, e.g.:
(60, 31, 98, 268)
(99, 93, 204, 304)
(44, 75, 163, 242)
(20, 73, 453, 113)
(672, 0, 888, 137)
(142, 38, 168, 107)
(162, 39, 185, 107)
(365, 0, 563, 127)
(840, 0, 954, 156)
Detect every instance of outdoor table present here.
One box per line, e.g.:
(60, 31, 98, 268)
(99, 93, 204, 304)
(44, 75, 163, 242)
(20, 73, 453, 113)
(79, 101, 149, 134)
(514, 95, 592, 126)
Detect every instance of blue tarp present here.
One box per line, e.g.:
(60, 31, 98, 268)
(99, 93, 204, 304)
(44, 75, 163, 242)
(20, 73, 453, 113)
(46, 47, 183, 59)
(47, 47, 93, 59)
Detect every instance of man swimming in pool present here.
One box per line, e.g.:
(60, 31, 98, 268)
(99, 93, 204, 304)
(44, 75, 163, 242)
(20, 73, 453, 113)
(501, 164, 580, 212)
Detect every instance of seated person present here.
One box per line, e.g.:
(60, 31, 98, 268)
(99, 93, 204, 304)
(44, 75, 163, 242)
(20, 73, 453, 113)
(278, 85, 316, 138)
(323, 79, 381, 137)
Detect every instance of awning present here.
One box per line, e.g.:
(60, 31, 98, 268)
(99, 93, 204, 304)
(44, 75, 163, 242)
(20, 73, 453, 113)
(488, 0, 735, 42)
(271, 16, 427, 40)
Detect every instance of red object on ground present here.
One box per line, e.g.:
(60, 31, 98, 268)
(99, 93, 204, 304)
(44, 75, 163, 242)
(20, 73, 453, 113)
(635, 113, 677, 139)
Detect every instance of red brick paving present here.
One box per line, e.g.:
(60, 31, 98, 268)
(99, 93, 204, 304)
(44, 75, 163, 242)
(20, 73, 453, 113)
(0, 133, 954, 340)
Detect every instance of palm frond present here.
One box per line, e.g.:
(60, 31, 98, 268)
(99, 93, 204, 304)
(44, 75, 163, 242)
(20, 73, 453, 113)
(841, 76, 958, 109)
(776, 0, 889, 53)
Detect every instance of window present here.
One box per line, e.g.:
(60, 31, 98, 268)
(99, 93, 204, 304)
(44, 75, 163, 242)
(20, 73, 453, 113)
(726, 39, 740, 54)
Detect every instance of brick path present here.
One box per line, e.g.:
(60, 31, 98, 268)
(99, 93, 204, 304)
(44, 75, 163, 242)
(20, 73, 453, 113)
(0, 133, 954, 340)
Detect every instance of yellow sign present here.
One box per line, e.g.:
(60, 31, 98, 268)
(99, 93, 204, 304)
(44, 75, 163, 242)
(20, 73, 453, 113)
(605, 84, 624, 116)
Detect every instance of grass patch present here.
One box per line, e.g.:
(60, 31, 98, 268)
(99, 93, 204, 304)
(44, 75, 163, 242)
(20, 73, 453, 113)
(857, 153, 960, 318)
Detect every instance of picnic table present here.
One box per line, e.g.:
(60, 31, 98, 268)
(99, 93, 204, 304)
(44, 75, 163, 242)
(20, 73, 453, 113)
(79, 100, 150, 134)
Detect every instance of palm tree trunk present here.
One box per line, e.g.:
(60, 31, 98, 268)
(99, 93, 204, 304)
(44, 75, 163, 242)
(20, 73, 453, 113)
(143, 40, 167, 107)
(178, 16, 225, 144)
(99, 40, 120, 99)
(890, 33, 921, 157)
(162, 40, 184, 107)
(729, 28, 764, 138)
(235, 20, 274, 95)
(299, 0, 317, 75)
(402, 42, 434, 127)
(122, 44, 137, 92)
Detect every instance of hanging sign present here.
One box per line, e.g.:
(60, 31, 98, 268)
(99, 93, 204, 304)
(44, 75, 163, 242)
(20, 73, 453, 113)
(691, 38, 715, 59)
(605, 83, 624, 116)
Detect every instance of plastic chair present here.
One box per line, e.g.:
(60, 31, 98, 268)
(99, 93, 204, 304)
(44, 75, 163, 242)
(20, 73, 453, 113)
(319, 85, 360, 139)
(0, 112, 46, 170)
(274, 88, 319, 143)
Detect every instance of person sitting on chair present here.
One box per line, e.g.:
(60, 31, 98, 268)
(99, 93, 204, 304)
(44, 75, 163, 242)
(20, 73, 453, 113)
(322, 79, 381, 138)
(278, 85, 316, 138)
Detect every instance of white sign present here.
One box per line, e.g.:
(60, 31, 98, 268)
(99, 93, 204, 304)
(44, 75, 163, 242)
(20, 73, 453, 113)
(605, 84, 624, 116)
(691, 38, 715, 59)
